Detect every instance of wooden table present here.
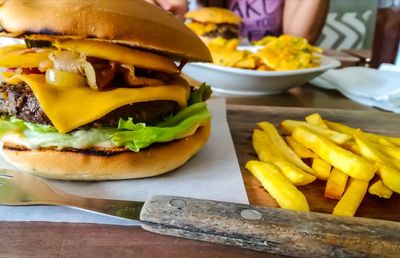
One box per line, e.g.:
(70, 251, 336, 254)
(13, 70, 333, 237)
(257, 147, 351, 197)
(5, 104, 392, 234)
(1, 83, 385, 258)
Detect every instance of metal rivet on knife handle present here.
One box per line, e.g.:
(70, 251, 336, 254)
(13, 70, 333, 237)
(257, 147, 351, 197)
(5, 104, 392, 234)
(169, 199, 186, 209)
(240, 209, 262, 220)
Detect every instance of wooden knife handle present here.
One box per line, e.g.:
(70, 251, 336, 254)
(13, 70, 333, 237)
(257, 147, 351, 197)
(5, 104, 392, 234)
(140, 195, 400, 257)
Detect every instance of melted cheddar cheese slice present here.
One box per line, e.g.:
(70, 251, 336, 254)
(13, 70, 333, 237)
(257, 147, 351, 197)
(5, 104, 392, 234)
(186, 22, 217, 36)
(0, 39, 179, 74)
(0, 44, 52, 68)
(2, 72, 188, 133)
(54, 40, 179, 74)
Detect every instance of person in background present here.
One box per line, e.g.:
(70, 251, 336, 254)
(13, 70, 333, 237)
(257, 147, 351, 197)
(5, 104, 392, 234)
(148, 0, 329, 44)
(146, 0, 189, 20)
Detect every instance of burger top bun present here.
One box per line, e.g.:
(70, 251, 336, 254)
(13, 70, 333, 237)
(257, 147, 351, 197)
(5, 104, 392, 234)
(0, 0, 212, 62)
(185, 7, 241, 25)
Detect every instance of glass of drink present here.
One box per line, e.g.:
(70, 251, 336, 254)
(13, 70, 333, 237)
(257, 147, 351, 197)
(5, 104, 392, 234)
(370, 0, 400, 68)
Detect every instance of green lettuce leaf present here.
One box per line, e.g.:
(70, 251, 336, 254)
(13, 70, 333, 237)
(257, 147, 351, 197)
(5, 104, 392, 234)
(111, 103, 210, 151)
(0, 101, 211, 152)
(0, 117, 25, 135)
(189, 83, 212, 105)
(157, 102, 206, 127)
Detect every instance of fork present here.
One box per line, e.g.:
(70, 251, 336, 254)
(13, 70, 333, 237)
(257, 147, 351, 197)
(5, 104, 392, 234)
(1, 168, 400, 257)
(0, 168, 144, 220)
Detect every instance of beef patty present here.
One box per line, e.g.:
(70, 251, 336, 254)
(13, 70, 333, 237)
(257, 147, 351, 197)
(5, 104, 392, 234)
(203, 23, 239, 40)
(0, 81, 177, 128)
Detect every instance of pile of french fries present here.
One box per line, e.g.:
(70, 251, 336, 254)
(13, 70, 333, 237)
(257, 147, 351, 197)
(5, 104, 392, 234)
(246, 113, 399, 216)
(206, 35, 322, 71)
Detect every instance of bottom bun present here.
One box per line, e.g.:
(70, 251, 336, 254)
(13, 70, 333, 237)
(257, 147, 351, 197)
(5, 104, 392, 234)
(1, 123, 210, 181)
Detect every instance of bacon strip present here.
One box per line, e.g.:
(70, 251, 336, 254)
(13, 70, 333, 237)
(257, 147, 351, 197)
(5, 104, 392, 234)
(95, 61, 118, 90)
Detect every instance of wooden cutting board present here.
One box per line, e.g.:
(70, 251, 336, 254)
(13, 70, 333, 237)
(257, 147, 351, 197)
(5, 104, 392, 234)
(227, 105, 400, 222)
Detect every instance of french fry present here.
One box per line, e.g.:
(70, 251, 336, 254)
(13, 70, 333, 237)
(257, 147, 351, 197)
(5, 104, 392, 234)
(354, 130, 400, 193)
(375, 137, 398, 147)
(388, 157, 400, 169)
(368, 178, 393, 199)
(372, 142, 400, 161)
(305, 113, 328, 128)
(280, 120, 351, 144)
(351, 142, 398, 170)
(326, 120, 400, 147)
(245, 160, 309, 211)
(256, 122, 316, 176)
(253, 129, 285, 162)
(362, 131, 400, 146)
(311, 158, 331, 180)
(353, 129, 392, 164)
(234, 56, 258, 69)
(378, 165, 400, 194)
(274, 161, 316, 186)
(253, 129, 316, 186)
(285, 136, 317, 159)
(324, 120, 356, 136)
(324, 168, 348, 200)
(333, 178, 368, 217)
(248, 116, 397, 218)
(386, 137, 400, 147)
(341, 140, 356, 151)
(292, 126, 377, 181)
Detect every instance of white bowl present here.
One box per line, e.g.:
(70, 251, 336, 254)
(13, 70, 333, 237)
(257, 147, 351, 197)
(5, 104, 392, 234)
(183, 47, 341, 95)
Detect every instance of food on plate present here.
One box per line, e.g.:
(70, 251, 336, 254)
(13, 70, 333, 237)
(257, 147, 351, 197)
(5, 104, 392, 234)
(206, 37, 258, 69)
(0, 0, 213, 180)
(254, 35, 322, 71)
(246, 160, 309, 211)
(247, 113, 399, 217)
(204, 34, 322, 71)
(185, 7, 241, 42)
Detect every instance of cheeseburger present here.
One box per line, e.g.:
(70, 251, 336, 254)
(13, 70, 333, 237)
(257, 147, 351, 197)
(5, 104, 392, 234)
(185, 7, 241, 42)
(0, 0, 212, 180)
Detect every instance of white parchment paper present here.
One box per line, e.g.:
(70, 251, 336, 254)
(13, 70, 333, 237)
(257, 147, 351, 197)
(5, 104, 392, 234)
(0, 98, 248, 225)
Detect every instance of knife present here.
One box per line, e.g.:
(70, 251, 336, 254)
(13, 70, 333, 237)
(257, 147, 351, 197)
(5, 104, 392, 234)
(64, 194, 400, 258)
